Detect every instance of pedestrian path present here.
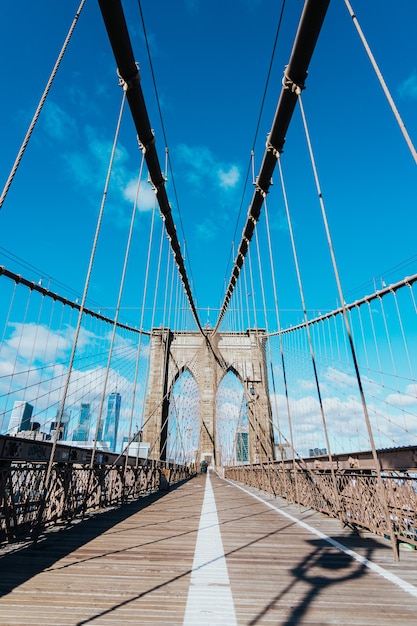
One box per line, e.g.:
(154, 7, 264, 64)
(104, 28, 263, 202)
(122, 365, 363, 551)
(0, 471, 417, 624)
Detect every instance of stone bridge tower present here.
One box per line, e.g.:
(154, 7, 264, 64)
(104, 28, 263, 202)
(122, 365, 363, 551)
(142, 328, 275, 465)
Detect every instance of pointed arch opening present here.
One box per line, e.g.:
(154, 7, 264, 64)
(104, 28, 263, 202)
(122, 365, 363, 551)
(166, 369, 200, 465)
(216, 369, 248, 466)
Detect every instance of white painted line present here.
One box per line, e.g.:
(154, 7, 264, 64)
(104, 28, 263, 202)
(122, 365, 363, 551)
(228, 479, 417, 599)
(183, 471, 237, 625)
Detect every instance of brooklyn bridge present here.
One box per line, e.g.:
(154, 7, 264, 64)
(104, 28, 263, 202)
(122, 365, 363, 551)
(1, 0, 417, 623)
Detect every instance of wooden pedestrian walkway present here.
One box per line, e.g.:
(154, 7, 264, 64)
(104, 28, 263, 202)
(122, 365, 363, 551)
(1, 471, 417, 625)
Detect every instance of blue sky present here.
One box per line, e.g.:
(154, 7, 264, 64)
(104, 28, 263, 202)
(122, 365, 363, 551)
(1, 0, 417, 331)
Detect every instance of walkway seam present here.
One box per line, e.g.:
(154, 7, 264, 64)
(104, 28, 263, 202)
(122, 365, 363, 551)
(183, 471, 237, 625)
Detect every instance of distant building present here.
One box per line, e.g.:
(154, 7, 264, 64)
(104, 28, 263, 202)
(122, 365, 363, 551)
(121, 433, 149, 460)
(50, 408, 71, 441)
(309, 447, 327, 457)
(235, 429, 249, 463)
(103, 392, 121, 452)
(9, 401, 34, 433)
(275, 442, 292, 461)
(73, 403, 91, 442)
(15, 429, 49, 442)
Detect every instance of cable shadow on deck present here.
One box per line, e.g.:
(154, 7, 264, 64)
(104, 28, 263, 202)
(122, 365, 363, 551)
(248, 534, 388, 625)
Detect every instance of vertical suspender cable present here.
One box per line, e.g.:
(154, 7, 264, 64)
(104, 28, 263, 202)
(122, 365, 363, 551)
(277, 154, 341, 515)
(90, 144, 147, 469)
(264, 198, 294, 499)
(4, 290, 32, 429)
(131, 216, 167, 465)
(254, 227, 281, 486)
(34, 89, 126, 538)
(243, 264, 251, 330)
(129, 194, 158, 458)
(298, 92, 399, 558)
(247, 248, 258, 329)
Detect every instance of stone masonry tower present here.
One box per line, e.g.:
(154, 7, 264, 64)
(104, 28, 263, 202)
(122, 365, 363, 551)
(142, 328, 275, 465)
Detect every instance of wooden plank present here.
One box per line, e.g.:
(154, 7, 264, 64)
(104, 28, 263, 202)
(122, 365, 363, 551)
(0, 473, 416, 624)
(217, 477, 417, 625)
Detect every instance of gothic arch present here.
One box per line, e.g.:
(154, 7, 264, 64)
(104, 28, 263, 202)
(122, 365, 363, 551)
(166, 368, 200, 464)
(216, 369, 248, 465)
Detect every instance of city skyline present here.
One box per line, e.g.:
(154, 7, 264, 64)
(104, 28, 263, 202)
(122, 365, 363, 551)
(1, 393, 125, 453)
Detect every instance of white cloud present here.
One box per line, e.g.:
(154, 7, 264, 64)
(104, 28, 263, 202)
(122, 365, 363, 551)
(175, 143, 241, 191)
(386, 383, 417, 407)
(398, 72, 417, 100)
(42, 103, 149, 225)
(218, 165, 240, 189)
(194, 217, 217, 240)
(43, 101, 77, 142)
(123, 178, 155, 212)
(297, 378, 316, 392)
(3, 322, 72, 364)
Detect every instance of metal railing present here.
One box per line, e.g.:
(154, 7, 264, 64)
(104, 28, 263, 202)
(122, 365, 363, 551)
(0, 435, 195, 543)
(225, 447, 417, 552)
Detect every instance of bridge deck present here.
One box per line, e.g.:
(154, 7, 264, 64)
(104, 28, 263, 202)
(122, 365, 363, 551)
(1, 472, 417, 625)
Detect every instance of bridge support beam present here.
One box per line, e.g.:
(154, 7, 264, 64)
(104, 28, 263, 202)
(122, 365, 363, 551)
(142, 328, 173, 462)
(243, 330, 275, 463)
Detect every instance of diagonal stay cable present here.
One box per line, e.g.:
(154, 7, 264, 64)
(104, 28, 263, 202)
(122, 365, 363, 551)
(0, 0, 86, 211)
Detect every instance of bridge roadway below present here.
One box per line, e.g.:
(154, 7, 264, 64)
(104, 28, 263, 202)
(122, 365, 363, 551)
(1, 472, 417, 625)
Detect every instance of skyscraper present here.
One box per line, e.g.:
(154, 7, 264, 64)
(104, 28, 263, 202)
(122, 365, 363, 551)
(103, 392, 121, 452)
(50, 408, 71, 441)
(235, 429, 249, 463)
(8, 401, 34, 432)
(73, 403, 91, 442)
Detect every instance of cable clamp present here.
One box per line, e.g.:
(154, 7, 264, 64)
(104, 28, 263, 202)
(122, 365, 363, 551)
(265, 134, 282, 159)
(138, 130, 156, 154)
(117, 63, 140, 91)
(137, 136, 146, 153)
(282, 69, 304, 95)
(255, 183, 267, 198)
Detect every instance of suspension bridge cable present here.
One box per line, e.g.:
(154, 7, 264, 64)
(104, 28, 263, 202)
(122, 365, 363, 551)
(219, 1, 288, 307)
(0, 0, 86, 211)
(0, 247, 85, 304)
(91, 146, 147, 468)
(343, 0, 417, 165)
(98, 0, 202, 333)
(136, 2, 197, 299)
(133, 195, 159, 431)
(214, 0, 331, 331)
(297, 91, 399, 558)
(130, 215, 166, 464)
(120, 154, 149, 465)
(277, 153, 342, 519)
(34, 88, 127, 538)
(254, 227, 284, 459)
(0, 265, 148, 334)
